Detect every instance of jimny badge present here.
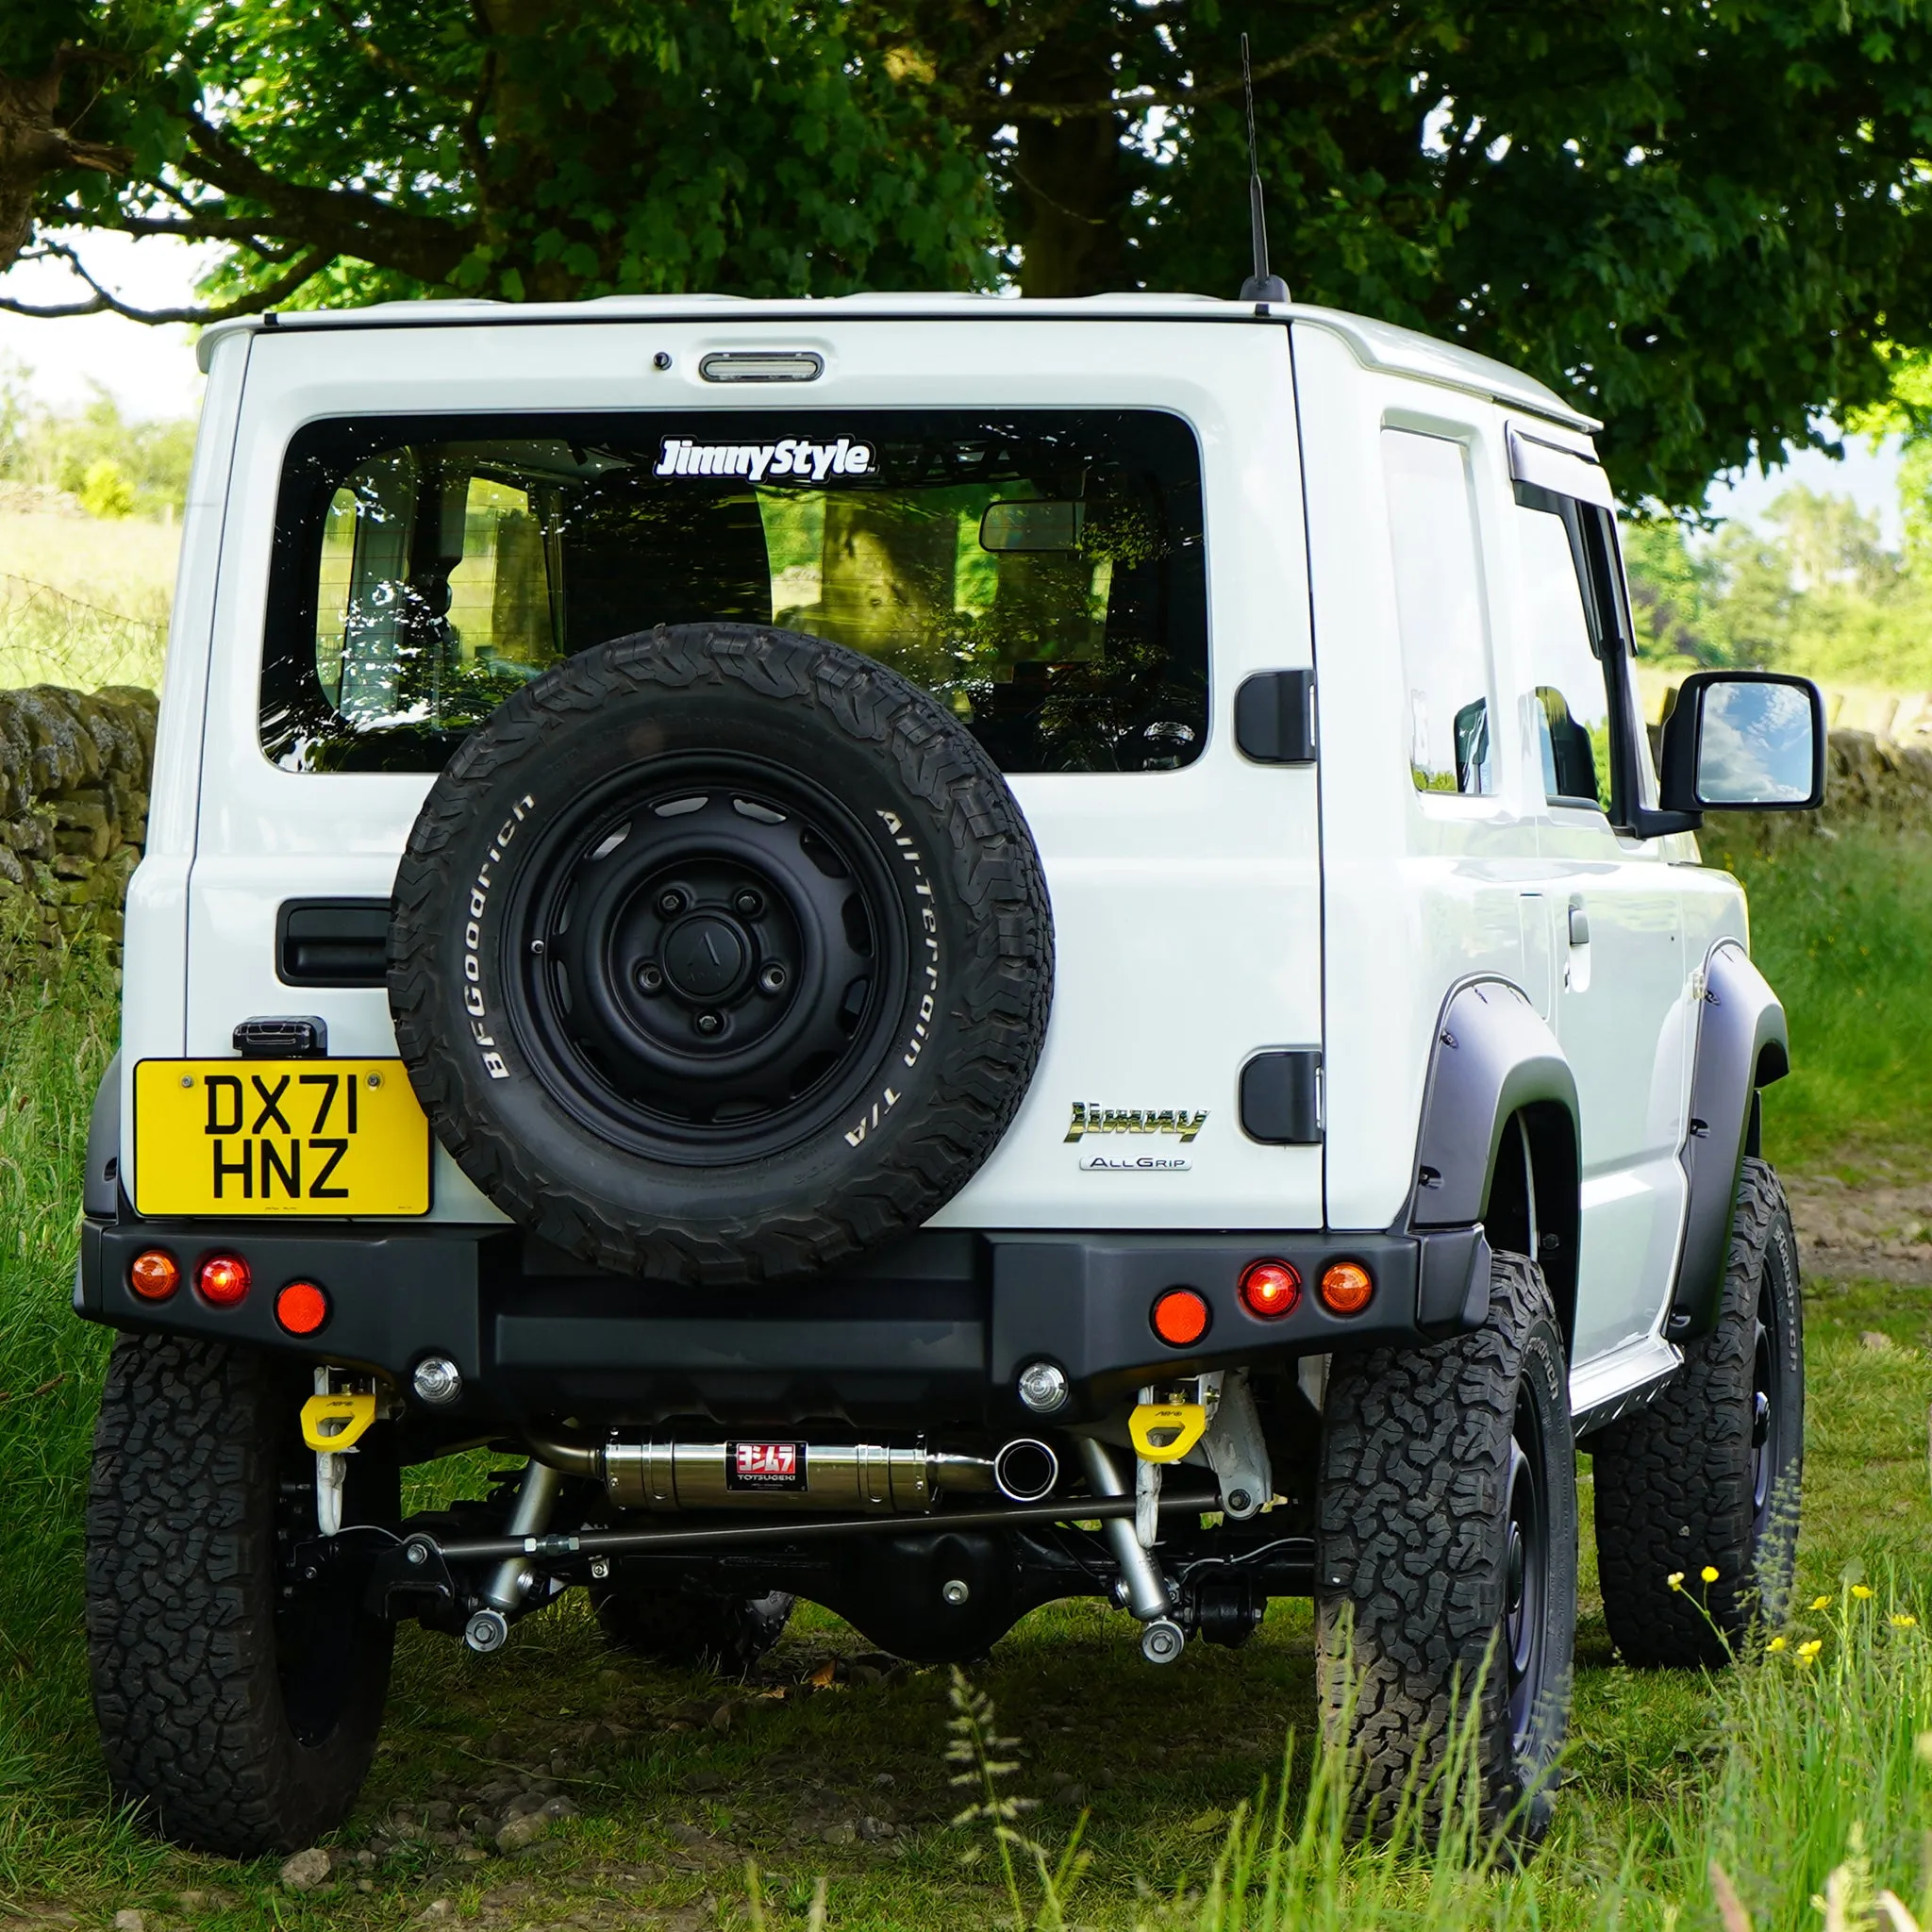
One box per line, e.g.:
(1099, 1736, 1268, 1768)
(1064, 1103, 1208, 1144)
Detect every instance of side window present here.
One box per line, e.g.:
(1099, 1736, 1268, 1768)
(1381, 429, 1494, 795)
(1516, 506, 1612, 812)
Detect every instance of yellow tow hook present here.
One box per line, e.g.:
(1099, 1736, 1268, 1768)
(1128, 1400, 1208, 1465)
(300, 1389, 378, 1453)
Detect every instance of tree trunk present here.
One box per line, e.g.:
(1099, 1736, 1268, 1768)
(0, 59, 71, 273)
(1009, 22, 1133, 298)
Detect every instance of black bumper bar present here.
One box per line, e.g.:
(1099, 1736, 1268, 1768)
(75, 1219, 1490, 1427)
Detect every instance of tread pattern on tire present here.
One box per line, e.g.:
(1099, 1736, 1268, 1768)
(389, 624, 1054, 1283)
(86, 1334, 391, 1857)
(1591, 1156, 1803, 1667)
(591, 1580, 794, 1674)
(1316, 1251, 1576, 1839)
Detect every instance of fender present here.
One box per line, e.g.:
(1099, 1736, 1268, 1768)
(1406, 979, 1581, 1342)
(84, 1050, 122, 1223)
(1667, 942, 1790, 1341)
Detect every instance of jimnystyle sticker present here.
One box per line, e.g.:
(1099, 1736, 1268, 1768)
(655, 436, 875, 482)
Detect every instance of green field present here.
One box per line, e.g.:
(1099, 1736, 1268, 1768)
(0, 834, 1927, 1930)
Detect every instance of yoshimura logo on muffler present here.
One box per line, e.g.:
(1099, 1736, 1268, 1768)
(655, 436, 875, 483)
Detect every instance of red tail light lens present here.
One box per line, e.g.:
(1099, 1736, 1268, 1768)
(275, 1280, 330, 1337)
(129, 1249, 180, 1301)
(1319, 1259, 1374, 1316)
(1151, 1288, 1211, 1347)
(1239, 1258, 1301, 1319)
(196, 1252, 251, 1307)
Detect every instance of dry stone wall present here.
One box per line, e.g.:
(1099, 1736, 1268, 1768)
(1704, 727, 1932, 861)
(0, 685, 157, 957)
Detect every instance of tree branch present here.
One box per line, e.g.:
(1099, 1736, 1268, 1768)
(0, 238, 333, 323)
(998, 6, 1391, 119)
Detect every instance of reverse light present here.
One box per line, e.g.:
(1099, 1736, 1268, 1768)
(1239, 1258, 1301, 1320)
(1151, 1288, 1211, 1348)
(1318, 1259, 1374, 1316)
(197, 1252, 252, 1307)
(128, 1249, 180, 1301)
(275, 1279, 330, 1337)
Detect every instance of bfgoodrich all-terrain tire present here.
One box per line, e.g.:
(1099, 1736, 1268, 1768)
(1591, 1157, 1803, 1667)
(1316, 1251, 1577, 1844)
(389, 624, 1053, 1284)
(86, 1336, 395, 1856)
(591, 1575, 795, 1674)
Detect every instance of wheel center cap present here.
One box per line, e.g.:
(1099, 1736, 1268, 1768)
(661, 914, 750, 1001)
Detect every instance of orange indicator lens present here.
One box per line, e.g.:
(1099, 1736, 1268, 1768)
(1319, 1260, 1374, 1316)
(129, 1249, 181, 1301)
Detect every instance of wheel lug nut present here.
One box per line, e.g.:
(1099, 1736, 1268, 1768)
(734, 890, 763, 917)
(658, 891, 684, 917)
(758, 963, 788, 994)
(694, 1012, 723, 1037)
(636, 963, 663, 993)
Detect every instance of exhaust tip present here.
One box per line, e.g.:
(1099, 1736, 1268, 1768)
(993, 1437, 1059, 1504)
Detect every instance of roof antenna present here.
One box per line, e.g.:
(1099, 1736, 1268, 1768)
(1237, 32, 1290, 306)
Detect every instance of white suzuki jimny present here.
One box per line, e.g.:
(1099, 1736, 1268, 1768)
(76, 292, 1823, 1856)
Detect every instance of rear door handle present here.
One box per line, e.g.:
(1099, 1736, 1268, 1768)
(1567, 902, 1591, 947)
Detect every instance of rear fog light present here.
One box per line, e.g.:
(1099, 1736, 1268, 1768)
(129, 1249, 180, 1301)
(197, 1252, 252, 1307)
(275, 1280, 330, 1336)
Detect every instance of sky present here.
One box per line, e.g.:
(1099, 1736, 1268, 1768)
(0, 230, 1910, 541)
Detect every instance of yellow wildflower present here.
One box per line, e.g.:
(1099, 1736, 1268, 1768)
(1767, 1636, 1788, 1654)
(1810, 1595, 1832, 1611)
(1892, 1614, 1919, 1629)
(1701, 1565, 1720, 1584)
(1797, 1639, 1823, 1660)
(1667, 1572, 1686, 1591)
(1852, 1584, 1875, 1601)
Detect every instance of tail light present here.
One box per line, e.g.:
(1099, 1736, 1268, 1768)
(1238, 1258, 1301, 1319)
(196, 1252, 252, 1307)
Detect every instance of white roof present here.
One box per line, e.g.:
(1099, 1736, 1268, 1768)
(199, 290, 1597, 432)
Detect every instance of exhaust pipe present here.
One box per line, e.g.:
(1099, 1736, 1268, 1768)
(524, 1429, 1060, 1516)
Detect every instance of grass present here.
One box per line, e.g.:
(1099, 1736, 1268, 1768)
(0, 510, 173, 691)
(0, 928, 1924, 1929)
(1707, 826, 1932, 1173)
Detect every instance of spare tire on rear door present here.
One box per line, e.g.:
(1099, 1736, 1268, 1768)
(388, 623, 1054, 1284)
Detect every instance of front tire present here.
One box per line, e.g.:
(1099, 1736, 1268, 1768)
(1591, 1157, 1804, 1666)
(86, 1336, 394, 1856)
(1316, 1251, 1577, 1844)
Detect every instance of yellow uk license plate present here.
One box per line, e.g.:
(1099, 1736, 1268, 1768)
(133, 1060, 431, 1217)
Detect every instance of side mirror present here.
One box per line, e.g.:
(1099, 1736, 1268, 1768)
(1657, 671, 1825, 815)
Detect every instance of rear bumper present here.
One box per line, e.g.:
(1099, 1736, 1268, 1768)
(75, 1218, 1490, 1428)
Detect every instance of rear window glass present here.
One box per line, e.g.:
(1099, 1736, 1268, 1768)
(261, 410, 1208, 774)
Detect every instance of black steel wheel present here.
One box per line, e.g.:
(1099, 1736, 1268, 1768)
(390, 623, 1053, 1284)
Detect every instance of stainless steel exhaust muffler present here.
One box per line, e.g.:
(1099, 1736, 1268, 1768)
(525, 1430, 1061, 1516)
